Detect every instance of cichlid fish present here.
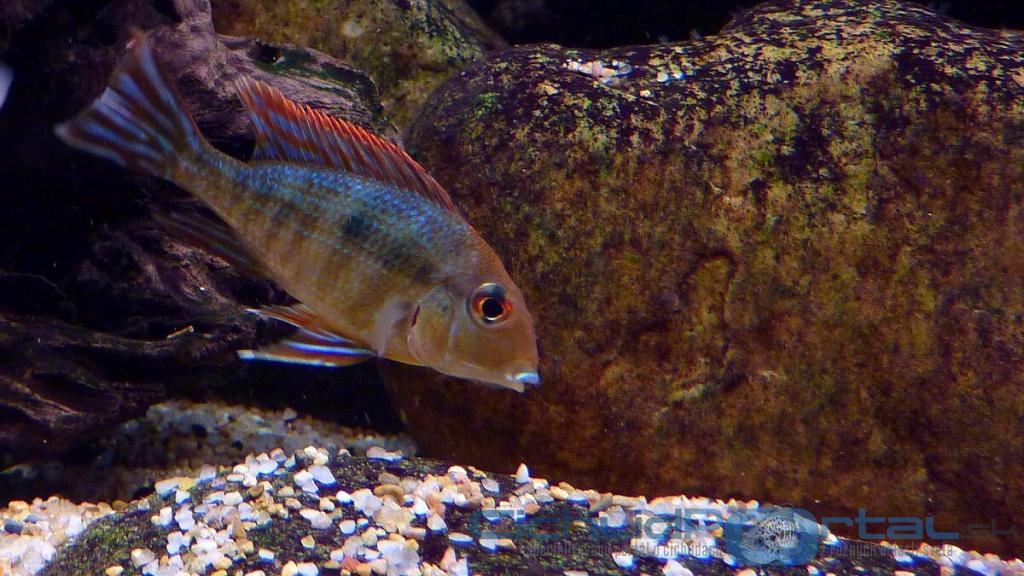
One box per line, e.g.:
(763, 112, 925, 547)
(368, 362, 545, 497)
(56, 37, 540, 392)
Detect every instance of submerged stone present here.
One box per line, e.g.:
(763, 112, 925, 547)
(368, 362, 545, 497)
(209, 0, 507, 128)
(384, 0, 1024, 558)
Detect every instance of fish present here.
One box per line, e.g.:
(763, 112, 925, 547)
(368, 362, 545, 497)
(0, 64, 11, 109)
(55, 36, 540, 392)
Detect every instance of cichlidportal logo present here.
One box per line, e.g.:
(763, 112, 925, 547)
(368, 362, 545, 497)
(723, 506, 823, 566)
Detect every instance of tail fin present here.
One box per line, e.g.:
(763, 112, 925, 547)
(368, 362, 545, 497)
(0, 63, 11, 110)
(55, 35, 203, 179)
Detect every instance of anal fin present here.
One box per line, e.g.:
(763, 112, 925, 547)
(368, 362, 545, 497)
(240, 304, 374, 367)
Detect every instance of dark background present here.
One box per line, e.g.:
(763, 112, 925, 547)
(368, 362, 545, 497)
(468, 0, 1024, 48)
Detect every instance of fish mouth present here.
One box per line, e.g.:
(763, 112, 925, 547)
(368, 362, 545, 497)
(511, 371, 541, 391)
(449, 360, 540, 392)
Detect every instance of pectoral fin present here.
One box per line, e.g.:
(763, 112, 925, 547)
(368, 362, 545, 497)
(155, 210, 267, 278)
(240, 304, 374, 367)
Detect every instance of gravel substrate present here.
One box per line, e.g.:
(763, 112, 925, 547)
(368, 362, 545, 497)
(2, 447, 1017, 576)
(0, 401, 417, 503)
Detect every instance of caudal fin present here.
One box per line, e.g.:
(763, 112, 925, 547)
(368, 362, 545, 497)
(55, 35, 202, 179)
(0, 63, 11, 110)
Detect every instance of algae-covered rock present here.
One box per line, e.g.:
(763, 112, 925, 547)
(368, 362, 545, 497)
(210, 0, 507, 128)
(37, 449, 988, 576)
(382, 0, 1024, 557)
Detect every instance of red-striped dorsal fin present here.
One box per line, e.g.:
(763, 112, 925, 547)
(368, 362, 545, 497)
(235, 77, 460, 215)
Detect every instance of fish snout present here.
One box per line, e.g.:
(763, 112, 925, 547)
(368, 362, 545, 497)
(510, 370, 541, 391)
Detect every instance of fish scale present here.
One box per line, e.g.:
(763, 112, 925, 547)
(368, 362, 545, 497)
(183, 157, 472, 344)
(55, 35, 540, 391)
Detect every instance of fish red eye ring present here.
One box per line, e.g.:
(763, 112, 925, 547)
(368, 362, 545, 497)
(470, 283, 511, 325)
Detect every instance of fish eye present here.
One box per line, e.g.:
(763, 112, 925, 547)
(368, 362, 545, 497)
(469, 283, 511, 326)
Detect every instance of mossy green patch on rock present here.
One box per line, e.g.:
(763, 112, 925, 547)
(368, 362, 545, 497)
(382, 0, 1024, 558)
(228, 37, 394, 138)
(211, 0, 506, 129)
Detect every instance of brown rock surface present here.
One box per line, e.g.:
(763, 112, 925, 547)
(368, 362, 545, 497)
(209, 0, 506, 128)
(383, 0, 1024, 556)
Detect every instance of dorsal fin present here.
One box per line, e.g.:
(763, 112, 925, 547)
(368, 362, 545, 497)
(235, 77, 459, 215)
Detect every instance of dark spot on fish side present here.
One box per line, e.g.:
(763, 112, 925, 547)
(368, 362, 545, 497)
(342, 212, 371, 241)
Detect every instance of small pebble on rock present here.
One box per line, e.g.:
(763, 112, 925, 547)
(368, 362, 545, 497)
(130, 548, 156, 568)
(515, 463, 531, 484)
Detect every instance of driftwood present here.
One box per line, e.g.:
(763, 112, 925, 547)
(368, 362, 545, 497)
(0, 0, 395, 465)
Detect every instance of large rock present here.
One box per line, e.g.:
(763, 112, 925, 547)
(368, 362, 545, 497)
(209, 0, 507, 128)
(383, 0, 1024, 557)
(0, 0, 396, 466)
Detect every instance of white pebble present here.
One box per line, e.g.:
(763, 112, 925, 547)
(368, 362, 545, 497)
(427, 513, 447, 532)
(308, 465, 336, 486)
(366, 446, 402, 461)
(223, 491, 243, 506)
(603, 506, 628, 528)
(567, 490, 589, 503)
(451, 558, 469, 576)
(174, 490, 191, 504)
(299, 509, 332, 529)
(403, 526, 427, 540)
(339, 519, 357, 534)
(663, 560, 694, 576)
(154, 506, 172, 527)
(198, 466, 217, 481)
(612, 551, 634, 568)
(482, 478, 500, 493)
(294, 470, 314, 486)
(515, 463, 531, 484)
(174, 507, 195, 532)
(447, 466, 468, 483)
(165, 531, 186, 555)
(154, 479, 179, 497)
(130, 548, 156, 568)
(448, 532, 473, 546)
